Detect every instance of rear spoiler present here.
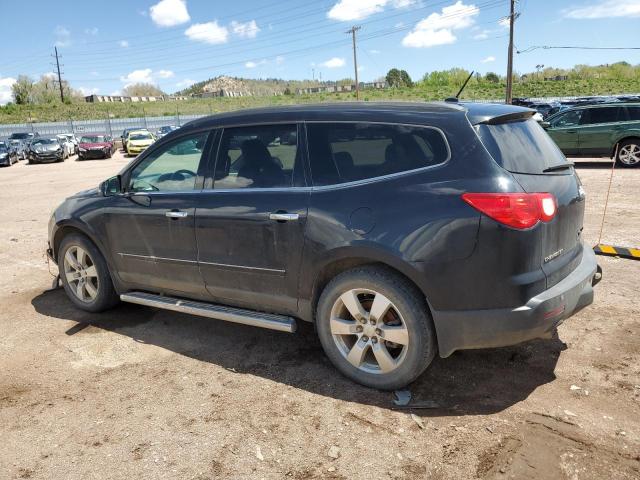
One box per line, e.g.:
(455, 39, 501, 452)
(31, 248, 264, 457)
(463, 103, 536, 125)
(475, 110, 536, 125)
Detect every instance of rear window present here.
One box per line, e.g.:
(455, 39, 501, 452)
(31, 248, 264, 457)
(307, 122, 449, 186)
(476, 119, 569, 174)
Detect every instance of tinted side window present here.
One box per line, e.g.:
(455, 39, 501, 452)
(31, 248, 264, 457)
(581, 107, 622, 125)
(307, 123, 448, 186)
(550, 110, 582, 128)
(626, 106, 640, 121)
(129, 132, 208, 192)
(214, 124, 298, 189)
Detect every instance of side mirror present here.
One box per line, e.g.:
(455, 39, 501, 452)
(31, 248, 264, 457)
(540, 121, 551, 129)
(101, 175, 122, 196)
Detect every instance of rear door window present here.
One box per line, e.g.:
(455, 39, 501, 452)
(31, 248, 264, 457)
(580, 107, 623, 125)
(626, 106, 640, 121)
(306, 122, 449, 186)
(476, 118, 569, 174)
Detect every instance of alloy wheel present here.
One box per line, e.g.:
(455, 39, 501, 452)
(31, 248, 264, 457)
(63, 246, 99, 303)
(619, 143, 640, 166)
(330, 289, 409, 374)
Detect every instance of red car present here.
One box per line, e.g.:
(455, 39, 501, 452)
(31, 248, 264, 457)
(78, 133, 115, 160)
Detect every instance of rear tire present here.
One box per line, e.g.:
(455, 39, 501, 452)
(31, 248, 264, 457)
(616, 139, 640, 168)
(58, 234, 120, 312)
(316, 266, 437, 390)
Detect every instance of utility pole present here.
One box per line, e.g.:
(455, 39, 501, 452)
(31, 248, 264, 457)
(505, 0, 515, 104)
(346, 25, 361, 100)
(53, 47, 65, 103)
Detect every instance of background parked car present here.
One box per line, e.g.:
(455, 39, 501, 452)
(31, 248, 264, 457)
(63, 133, 79, 154)
(543, 103, 640, 166)
(121, 127, 144, 154)
(125, 130, 156, 156)
(0, 141, 18, 166)
(8, 139, 27, 160)
(27, 137, 66, 164)
(9, 132, 39, 147)
(56, 134, 74, 158)
(156, 125, 178, 138)
(78, 134, 116, 160)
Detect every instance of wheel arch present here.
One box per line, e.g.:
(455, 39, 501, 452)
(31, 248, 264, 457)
(612, 135, 640, 158)
(305, 245, 432, 323)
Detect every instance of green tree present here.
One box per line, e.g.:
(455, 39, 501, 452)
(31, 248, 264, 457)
(122, 83, 165, 97)
(11, 75, 34, 104)
(386, 68, 413, 87)
(485, 72, 500, 83)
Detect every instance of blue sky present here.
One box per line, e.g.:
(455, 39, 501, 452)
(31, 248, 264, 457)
(0, 0, 639, 103)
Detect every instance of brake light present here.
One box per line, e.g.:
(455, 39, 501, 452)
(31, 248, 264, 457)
(462, 192, 557, 229)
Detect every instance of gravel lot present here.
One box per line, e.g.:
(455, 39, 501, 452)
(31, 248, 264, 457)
(0, 151, 639, 479)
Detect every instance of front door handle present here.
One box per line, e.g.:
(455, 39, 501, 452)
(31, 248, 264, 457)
(269, 212, 299, 222)
(166, 210, 188, 219)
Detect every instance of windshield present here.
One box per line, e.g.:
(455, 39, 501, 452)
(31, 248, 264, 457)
(476, 118, 570, 174)
(159, 126, 175, 133)
(81, 135, 106, 143)
(33, 139, 58, 145)
(0, 145, 7, 152)
(130, 133, 153, 141)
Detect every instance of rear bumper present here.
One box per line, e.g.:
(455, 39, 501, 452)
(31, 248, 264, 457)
(432, 247, 599, 357)
(79, 150, 108, 159)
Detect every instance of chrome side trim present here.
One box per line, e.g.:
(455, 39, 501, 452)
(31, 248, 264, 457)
(120, 291, 296, 333)
(118, 253, 285, 274)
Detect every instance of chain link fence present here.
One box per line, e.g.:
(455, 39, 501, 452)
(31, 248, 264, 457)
(0, 114, 207, 139)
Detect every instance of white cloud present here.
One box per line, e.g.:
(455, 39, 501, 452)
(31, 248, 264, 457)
(498, 17, 510, 28)
(78, 86, 100, 96)
(245, 59, 267, 69)
(402, 1, 479, 48)
(473, 29, 490, 40)
(0, 76, 17, 105)
(156, 69, 174, 78)
(275, 55, 285, 65)
(120, 69, 154, 86)
(328, 0, 387, 21)
(84, 27, 99, 35)
(110, 89, 123, 96)
(119, 40, 129, 48)
(150, 0, 190, 27)
(43, 72, 57, 80)
(176, 78, 195, 88)
(563, 0, 640, 19)
(54, 25, 71, 47)
(327, 0, 419, 21)
(90, 71, 99, 77)
(231, 20, 260, 38)
(481, 55, 496, 63)
(320, 57, 346, 68)
(369, 49, 381, 54)
(185, 21, 229, 44)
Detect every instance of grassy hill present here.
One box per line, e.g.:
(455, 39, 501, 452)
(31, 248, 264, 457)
(1, 63, 639, 124)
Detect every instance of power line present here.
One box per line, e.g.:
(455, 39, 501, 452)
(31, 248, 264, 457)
(517, 45, 640, 54)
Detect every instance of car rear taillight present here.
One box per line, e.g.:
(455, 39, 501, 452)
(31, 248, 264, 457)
(462, 193, 557, 229)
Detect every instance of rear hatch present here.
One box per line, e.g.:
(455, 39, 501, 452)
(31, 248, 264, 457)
(476, 116, 586, 288)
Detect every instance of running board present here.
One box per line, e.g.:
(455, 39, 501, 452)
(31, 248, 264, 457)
(120, 292, 297, 333)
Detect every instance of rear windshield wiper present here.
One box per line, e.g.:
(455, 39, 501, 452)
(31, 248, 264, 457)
(543, 162, 574, 173)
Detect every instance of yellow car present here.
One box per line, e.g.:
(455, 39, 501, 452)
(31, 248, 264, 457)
(126, 130, 156, 156)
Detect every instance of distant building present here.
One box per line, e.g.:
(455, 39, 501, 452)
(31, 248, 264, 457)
(84, 94, 188, 103)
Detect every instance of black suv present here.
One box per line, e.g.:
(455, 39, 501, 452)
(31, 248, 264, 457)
(47, 103, 599, 389)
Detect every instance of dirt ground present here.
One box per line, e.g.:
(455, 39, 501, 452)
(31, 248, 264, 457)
(0, 152, 638, 479)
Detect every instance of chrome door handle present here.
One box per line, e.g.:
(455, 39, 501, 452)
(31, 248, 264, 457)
(269, 212, 299, 222)
(166, 210, 188, 218)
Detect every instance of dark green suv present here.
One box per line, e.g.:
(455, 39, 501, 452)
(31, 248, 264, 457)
(543, 103, 640, 167)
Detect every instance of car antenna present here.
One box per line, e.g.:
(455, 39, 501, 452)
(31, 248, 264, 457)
(445, 70, 474, 103)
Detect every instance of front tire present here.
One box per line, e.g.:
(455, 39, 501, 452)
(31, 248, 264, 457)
(316, 266, 437, 390)
(617, 139, 640, 167)
(58, 234, 119, 312)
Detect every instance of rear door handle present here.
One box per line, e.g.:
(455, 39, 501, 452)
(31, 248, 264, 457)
(166, 210, 188, 218)
(269, 212, 299, 222)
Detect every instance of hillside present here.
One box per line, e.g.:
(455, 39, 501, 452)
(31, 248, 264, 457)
(1, 62, 639, 124)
